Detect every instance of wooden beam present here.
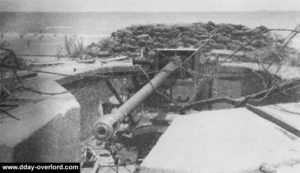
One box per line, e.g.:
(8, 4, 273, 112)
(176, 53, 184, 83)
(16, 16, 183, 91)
(246, 104, 300, 138)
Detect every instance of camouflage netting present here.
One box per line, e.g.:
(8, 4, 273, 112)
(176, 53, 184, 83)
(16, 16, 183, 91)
(87, 22, 283, 55)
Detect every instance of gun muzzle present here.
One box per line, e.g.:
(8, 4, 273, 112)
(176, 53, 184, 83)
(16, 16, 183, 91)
(93, 57, 181, 141)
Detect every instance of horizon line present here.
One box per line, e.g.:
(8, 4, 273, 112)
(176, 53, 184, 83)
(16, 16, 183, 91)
(0, 10, 300, 13)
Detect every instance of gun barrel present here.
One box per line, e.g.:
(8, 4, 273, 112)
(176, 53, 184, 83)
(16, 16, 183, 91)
(93, 57, 181, 140)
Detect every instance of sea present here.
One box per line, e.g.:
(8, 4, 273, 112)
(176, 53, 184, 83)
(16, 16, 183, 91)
(1, 11, 299, 35)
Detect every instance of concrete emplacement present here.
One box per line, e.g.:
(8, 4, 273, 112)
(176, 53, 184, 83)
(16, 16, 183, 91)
(1, 54, 299, 166)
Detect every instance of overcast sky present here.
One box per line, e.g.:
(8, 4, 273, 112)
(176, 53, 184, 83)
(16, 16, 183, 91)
(1, 0, 300, 12)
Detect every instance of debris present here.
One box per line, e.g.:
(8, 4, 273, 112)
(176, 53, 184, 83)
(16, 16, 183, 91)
(27, 61, 64, 66)
(102, 56, 129, 63)
(259, 163, 277, 173)
(76, 58, 95, 64)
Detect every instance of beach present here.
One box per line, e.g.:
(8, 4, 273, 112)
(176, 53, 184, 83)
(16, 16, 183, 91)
(0, 33, 106, 56)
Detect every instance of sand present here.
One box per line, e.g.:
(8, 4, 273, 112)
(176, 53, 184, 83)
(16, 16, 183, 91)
(0, 32, 106, 56)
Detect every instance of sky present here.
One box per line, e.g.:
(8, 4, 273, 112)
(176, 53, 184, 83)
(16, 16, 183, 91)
(0, 0, 300, 12)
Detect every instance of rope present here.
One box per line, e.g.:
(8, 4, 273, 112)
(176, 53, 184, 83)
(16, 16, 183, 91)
(138, 66, 181, 105)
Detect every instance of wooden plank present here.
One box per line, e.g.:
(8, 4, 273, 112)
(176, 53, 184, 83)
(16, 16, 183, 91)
(247, 103, 300, 138)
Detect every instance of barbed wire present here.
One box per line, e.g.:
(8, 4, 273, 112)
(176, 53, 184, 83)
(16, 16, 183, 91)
(182, 28, 219, 65)
(118, 26, 300, 110)
(222, 28, 300, 63)
(2, 26, 300, 120)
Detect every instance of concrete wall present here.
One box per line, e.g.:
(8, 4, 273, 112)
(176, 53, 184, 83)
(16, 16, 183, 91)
(0, 77, 81, 162)
(212, 66, 265, 109)
(71, 82, 111, 141)
(14, 108, 80, 162)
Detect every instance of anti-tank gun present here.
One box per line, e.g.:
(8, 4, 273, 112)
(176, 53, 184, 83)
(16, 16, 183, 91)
(91, 30, 217, 162)
(91, 45, 217, 161)
(92, 56, 182, 141)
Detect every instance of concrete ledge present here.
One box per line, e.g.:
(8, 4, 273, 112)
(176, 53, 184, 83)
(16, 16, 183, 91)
(141, 108, 300, 173)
